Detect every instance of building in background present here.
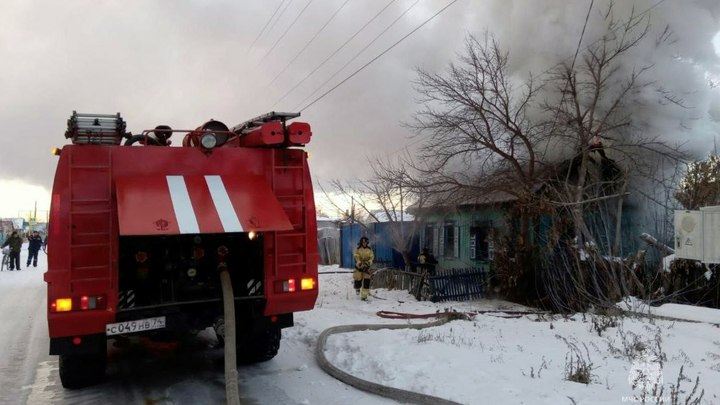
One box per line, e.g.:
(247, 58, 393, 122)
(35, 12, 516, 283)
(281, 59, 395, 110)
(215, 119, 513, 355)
(317, 216, 341, 265)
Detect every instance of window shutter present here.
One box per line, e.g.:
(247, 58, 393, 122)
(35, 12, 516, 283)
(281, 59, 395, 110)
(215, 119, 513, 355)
(453, 226, 459, 257)
(436, 226, 443, 257)
(470, 230, 477, 260)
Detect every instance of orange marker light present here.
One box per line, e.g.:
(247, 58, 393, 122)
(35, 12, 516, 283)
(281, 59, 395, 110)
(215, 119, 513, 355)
(300, 278, 315, 290)
(55, 298, 72, 312)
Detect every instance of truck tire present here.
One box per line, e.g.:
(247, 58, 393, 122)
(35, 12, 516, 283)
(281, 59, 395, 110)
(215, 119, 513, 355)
(59, 352, 106, 389)
(237, 325, 281, 363)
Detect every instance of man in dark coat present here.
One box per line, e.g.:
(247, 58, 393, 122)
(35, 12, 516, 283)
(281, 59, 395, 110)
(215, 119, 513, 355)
(2, 231, 23, 271)
(27, 231, 43, 267)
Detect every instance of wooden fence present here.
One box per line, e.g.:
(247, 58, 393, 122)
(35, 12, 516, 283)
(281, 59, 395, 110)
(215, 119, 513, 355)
(429, 268, 488, 302)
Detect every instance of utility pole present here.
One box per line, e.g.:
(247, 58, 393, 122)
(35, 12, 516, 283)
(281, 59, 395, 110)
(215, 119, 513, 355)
(399, 181, 404, 242)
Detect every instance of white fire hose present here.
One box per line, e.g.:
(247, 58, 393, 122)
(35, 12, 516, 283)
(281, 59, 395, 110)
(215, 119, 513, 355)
(217, 246, 241, 405)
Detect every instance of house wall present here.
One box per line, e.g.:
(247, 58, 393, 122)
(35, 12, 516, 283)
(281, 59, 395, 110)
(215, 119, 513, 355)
(420, 203, 649, 272)
(420, 207, 506, 271)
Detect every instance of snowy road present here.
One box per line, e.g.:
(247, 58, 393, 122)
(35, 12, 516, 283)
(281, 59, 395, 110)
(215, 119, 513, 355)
(0, 247, 397, 405)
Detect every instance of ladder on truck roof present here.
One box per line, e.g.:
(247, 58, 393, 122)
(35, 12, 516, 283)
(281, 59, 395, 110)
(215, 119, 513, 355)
(65, 111, 127, 145)
(231, 111, 300, 134)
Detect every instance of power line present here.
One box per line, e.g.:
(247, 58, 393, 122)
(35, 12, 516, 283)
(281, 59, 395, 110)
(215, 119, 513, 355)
(257, 0, 314, 66)
(543, 0, 594, 156)
(266, 0, 352, 88)
(248, 0, 287, 53)
(300, 0, 458, 112)
(293, 0, 420, 111)
(256, 0, 295, 52)
(571, 0, 594, 72)
(267, 0, 398, 109)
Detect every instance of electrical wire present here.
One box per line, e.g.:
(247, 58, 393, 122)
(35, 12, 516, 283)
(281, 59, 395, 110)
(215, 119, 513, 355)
(267, 0, 398, 109)
(256, 0, 295, 53)
(266, 0, 352, 88)
(542, 0, 594, 157)
(257, 0, 314, 66)
(299, 0, 458, 112)
(293, 0, 421, 111)
(248, 0, 287, 53)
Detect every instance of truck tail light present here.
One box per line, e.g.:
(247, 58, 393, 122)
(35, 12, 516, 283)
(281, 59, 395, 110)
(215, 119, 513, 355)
(80, 296, 100, 310)
(274, 278, 316, 293)
(50, 295, 106, 312)
(52, 298, 73, 312)
(274, 279, 296, 293)
(300, 278, 316, 290)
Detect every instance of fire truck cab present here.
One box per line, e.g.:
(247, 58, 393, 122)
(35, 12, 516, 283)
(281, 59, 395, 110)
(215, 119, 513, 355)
(45, 111, 318, 388)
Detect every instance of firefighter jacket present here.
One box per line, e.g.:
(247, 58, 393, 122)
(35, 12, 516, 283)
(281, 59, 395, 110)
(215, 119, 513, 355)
(2, 235, 22, 253)
(353, 246, 374, 271)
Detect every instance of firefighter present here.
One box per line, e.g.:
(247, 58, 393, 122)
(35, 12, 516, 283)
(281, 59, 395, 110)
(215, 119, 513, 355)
(417, 247, 438, 275)
(26, 231, 43, 267)
(1, 231, 22, 271)
(353, 236, 374, 300)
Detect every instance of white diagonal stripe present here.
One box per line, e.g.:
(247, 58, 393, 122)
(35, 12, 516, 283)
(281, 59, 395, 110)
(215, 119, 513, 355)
(205, 175, 243, 232)
(166, 176, 200, 234)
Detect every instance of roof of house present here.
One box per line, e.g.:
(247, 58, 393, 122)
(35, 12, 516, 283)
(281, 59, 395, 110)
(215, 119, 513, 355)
(413, 151, 623, 213)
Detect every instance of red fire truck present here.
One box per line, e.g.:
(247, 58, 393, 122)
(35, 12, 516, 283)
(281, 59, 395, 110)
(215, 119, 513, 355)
(44, 111, 319, 388)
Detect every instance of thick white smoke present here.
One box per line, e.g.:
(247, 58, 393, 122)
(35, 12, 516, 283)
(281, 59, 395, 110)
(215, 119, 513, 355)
(451, 0, 720, 159)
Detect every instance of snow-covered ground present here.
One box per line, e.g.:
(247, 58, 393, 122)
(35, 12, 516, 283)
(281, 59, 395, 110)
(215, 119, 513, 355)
(311, 267, 720, 405)
(1, 244, 719, 404)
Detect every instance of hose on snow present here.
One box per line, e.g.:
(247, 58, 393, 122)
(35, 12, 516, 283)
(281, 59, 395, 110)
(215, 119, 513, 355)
(218, 246, 241, 405)
(315, 312, 468, 405)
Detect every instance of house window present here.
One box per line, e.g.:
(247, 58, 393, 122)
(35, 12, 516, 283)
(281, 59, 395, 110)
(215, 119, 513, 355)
(443, 222, 459, 257)
(470, 222, 494, 261)
(423, 225, 435, 254)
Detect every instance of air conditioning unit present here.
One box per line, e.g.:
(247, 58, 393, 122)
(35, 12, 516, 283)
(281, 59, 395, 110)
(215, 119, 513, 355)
(674, 206, 720, 263)
(674, 210, 703, 260)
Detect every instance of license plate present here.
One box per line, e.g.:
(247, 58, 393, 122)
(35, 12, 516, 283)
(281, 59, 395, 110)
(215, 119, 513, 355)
(106, 316, 166, 336)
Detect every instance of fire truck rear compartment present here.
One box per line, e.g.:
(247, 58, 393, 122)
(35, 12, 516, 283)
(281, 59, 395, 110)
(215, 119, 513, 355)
(116, 233, 265, 329)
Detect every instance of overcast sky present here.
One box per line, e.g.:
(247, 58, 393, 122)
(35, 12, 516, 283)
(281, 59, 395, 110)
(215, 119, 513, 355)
(1, 0, 719, 218)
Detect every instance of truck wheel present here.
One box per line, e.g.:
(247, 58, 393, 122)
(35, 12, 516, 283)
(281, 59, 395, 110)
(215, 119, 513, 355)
(59, 352, 106, 389)
(237, 325, 281, 363)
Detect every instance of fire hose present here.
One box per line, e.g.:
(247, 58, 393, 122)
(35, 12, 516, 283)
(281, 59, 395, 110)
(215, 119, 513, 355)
(315, 311, 469, 405)
(217, 246, 241, 405)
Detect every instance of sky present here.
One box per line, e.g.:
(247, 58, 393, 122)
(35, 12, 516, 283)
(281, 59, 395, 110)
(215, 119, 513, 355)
(5, 252, 720, 403)
(1, 0, 720, 218)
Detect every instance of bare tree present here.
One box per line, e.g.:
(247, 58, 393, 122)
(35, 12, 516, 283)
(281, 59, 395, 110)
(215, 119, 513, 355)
(675, 154, 720, 210)
(410, 34, 549, 247)
(409, 5, 688, 311)
(320, 155, 428, 269)
(544, 6, 681, 247)
(539, 5, 688, 310)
